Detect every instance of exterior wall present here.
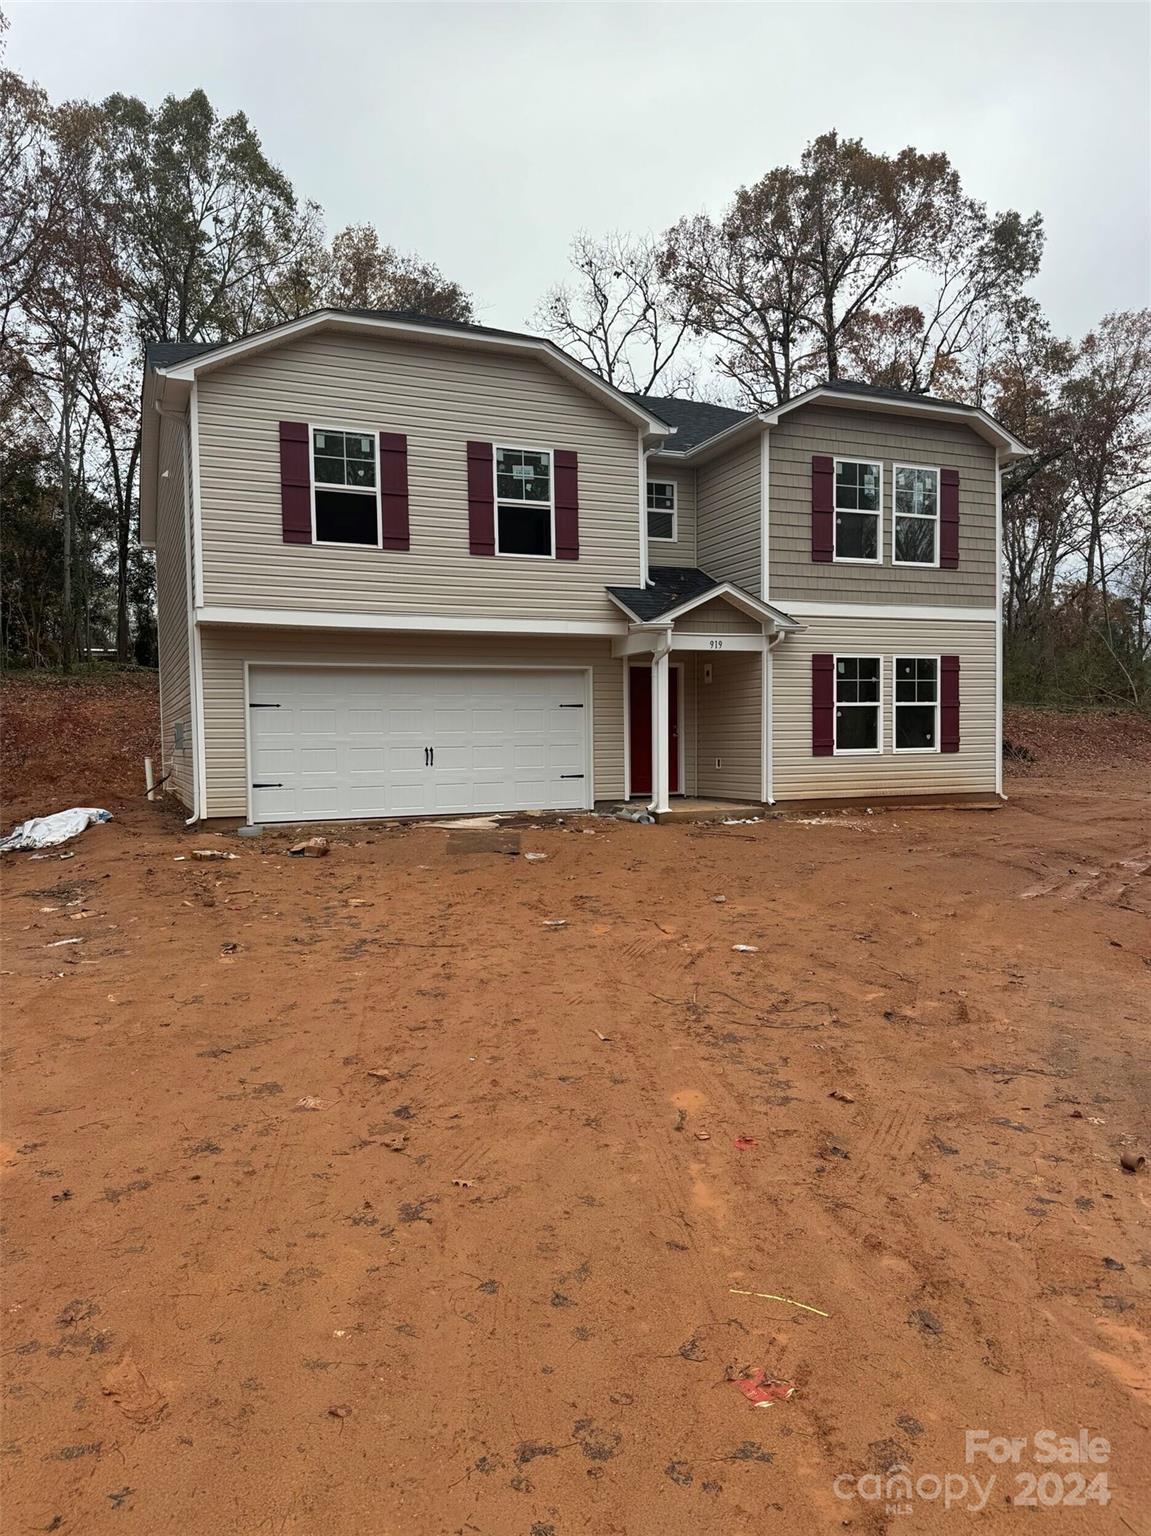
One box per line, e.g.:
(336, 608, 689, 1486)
(697, 435, 762, 595)
(695, 650, 763, 800)
(155, 413, 193, 807)
(198, 626, 626, 819)
(645, 461, 697, 568)
(771, 617, 997, 800)
(675, 598, 761, 634)
(194, 331, 641, 622)
(769, 405, 997, 606)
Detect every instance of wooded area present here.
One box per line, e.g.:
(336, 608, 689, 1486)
(3, 15, 1148, 708)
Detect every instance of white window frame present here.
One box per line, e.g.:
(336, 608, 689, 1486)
(833, 652, 883, 756)
(892, 653, 941, 754)
(493, 444, 555, 560)
(309, 423, 382, 550)
(832, 458, 883, 565)
(891, 464, 941, 568)
(646, 479, 678, 542)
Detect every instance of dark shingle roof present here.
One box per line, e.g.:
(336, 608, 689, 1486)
(825, 378, 971, 411)
(631, 393, 752, 451)
(146, 341, 217, 368)
(606, 566, 721, 622)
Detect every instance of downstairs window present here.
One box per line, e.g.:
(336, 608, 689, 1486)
(835, 656, 881, 752)
(894, 656, 940, 750)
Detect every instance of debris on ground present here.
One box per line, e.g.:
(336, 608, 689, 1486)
(731, 944, 758, 953)
(237, 824, 264, 838)
(733, 1136, 757, 1150)
(365, 1069, 392, 1082)
(192, 848, 238, 861)
(382, 1134, 408, 1152)
(731, 1368, 797, 1408)
(523, 852, 548, 861)
(1, 807, 112, 853)
(288, 837, 329, 858)
(829, 1090, 856, 1103)
(729, 1288, 830, 1318)
(694, 1130, 711, 1141)
(1119, 1150, 1146, 1173)
(542, 919, 568, 929)
(592, 1028, 612, 1042)
(295, 1096, 327, 1111)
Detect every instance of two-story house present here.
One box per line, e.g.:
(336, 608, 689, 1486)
(139, 309, 1030, 825)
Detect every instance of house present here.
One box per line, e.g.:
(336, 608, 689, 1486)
(138, 309, 1031, 825)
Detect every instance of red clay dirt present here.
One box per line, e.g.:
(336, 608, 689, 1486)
(2, 678, 1149, 1534)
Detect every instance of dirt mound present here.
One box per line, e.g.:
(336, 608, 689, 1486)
(1003, 705, 1151, 778)
(0, 669, 159, 819)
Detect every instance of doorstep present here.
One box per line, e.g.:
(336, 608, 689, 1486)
(644, 798, 765, 825)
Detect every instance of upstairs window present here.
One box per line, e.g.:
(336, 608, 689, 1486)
(647, 480, 677, 541)
(893, 466, 939, 565)
(313, 428, 379, 546)
(835, 655, 881, 752)
(834, 460, 881, 562)
(894, 656, 939, 750)
(495, 447, 552, 557)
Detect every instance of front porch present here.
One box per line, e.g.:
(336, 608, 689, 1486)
(606, 567, 802, 814)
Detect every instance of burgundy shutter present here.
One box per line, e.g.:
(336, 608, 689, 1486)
(553, 449, 579, 561)
(812, 653, 835, 756)
(279, 421, 312, 544)
(466, 441, 495, 555)
(940, 468, 960, 568)
(378, 432, 409, 551)
(940, 654, 960, 752)
(811, 455, 834, 562)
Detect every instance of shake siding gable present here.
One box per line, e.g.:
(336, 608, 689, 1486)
(193, 331, 639, 621)
(769, 405, 996, 605)
(697, 436, 762, 596)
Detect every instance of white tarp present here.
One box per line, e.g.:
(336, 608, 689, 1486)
(0, 807, 112, 853)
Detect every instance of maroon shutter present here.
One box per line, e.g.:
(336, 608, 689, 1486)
(554, 449, 579, 561)
(279, 421, 312, 544)
(940, 468, 960, 568)
(940, 654, 960, 752)
(812, 653, 835, 756)
(378, 432, 409, 551)
(812, 455, 834, 562)
(466, 441, 495, 555)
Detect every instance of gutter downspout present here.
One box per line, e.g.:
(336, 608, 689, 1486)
(763, 628, 786, 805)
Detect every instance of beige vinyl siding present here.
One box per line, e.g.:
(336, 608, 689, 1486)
(772, 617, 996, 799)
(695, 651, 763, 800)
(645, 462, 696, 567)
(155, 413, 193, 807)
(697, 436, 762, 595)
(675, 597, 761, 634)
(769, 405, 997, 606)
(198, 627, 626, 819)
(194, 332, 640, 621)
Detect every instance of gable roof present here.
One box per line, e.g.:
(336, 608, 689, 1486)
(630, 394, 752, 452)
(606, 565, 801, 631)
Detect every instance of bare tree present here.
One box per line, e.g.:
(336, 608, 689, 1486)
(534, 231, 696, 395)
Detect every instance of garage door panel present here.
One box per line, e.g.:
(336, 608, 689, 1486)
(248, 666, 589, 822)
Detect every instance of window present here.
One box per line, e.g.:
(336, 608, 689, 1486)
(834, 460, 882, 561)
(495, 447, 552, 556)
(647, 480, 677, 541)
(834, 656, 881, 752)
(312, 428, 379, 546)
(894, 656, 939, 751)
(893, 466, 939, 565)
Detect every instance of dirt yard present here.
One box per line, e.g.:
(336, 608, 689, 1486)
(3, 677, 1149, 1534)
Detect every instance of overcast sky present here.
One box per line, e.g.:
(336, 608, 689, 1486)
(8, 1, 1150, 344)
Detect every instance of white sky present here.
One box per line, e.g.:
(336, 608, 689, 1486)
(8, 0, 1150, 342)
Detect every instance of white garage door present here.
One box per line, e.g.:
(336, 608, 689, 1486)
(247, 666, 590, 823)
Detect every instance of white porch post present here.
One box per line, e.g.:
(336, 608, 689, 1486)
(649, 637, 671, 815)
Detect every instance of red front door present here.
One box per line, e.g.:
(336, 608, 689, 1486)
(628, 664, 679, 796)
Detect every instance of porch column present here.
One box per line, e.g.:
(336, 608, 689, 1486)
(649, 640, 671, 814)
